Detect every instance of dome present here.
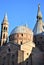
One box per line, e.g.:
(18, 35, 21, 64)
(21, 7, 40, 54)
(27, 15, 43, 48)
(10, 25, 33, 35)
(9, 25, 33, 44)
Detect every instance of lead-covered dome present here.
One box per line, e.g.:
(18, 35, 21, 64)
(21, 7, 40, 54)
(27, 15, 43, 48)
(10, 25, 33, 35)
(9, 25, 33, 45)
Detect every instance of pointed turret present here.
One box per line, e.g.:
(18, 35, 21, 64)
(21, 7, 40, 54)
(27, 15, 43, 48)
(4, 13, 8, 20)
(33, 4, 43, 35)
(37, 4, 42, 20)
(2, 13, 8, 25)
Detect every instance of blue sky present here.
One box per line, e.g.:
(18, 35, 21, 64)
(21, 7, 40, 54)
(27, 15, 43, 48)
(0, 0, 44, 35)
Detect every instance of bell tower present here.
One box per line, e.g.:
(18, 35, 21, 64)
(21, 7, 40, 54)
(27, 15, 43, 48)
(1, 13, 8, 46)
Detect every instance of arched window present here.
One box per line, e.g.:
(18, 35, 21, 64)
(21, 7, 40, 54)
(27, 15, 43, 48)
(3, 34, 5, 39)
(27, 53, 29, 55)
(4, 27, 6, 30)
(21, 41, 22, 45)
(6, 27, 7, 31)
(4, 27, 7, 31)
(21, 34, 23, 36)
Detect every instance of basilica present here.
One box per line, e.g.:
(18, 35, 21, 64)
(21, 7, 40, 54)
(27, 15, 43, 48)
(0, 4, 44, 65)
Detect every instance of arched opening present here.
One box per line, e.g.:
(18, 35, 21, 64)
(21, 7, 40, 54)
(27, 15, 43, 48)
(21, 41, 22, 45)
(3, 34, 5, 39)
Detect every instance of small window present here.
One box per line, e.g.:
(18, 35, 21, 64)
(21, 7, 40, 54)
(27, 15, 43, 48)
(27, 53, 28, 55)
(3, 34, 5, 38)
(4, 27, 7, 31)
(4, 27, 5, 30)
(35, 41, 36, 44)
(8, 48, 11, 52)
(6, 27, 7, 31)
(21, 41, 22, 45)
(21, 34, 23, 36)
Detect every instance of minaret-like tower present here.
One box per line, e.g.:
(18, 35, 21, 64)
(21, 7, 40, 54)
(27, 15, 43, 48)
(37, 4, 42, 20)
(1, 13, 8, 46)
(33, 4, 43, 34)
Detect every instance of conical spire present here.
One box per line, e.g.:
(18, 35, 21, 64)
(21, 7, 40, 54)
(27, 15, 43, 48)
(4, 13, 8, 21)
(2, 13, 8, 25)
(33, 4, 43, 35)
(37, 4, 42, 19)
